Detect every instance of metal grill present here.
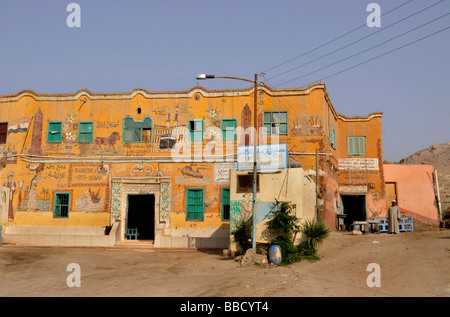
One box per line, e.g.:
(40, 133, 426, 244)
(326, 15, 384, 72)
(54, 193, 70, 218)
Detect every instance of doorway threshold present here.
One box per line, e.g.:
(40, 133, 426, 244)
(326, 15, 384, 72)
(115, 240, 155, 248)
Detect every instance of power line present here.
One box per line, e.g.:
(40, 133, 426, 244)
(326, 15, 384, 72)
(267, 0, 445, 82)
(274, 12, 450, 87)
(261, 0, 413, 74)
(297, 26, 450, 87)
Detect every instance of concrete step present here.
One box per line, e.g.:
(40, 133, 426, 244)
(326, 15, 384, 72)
(5, 226, 105, 236)
(115, 240, 155, 248)
(2, 233, 114, 247)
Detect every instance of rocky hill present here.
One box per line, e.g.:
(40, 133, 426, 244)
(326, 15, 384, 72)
(397, 141, 450, 212)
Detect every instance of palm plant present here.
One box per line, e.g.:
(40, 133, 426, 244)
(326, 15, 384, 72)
(298, 219, 330, 257)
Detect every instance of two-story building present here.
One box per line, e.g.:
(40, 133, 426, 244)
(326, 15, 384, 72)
(0, 82, 386, 248)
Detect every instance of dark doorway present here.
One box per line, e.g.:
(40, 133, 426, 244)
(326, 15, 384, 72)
(127, 194, 155, 240)
(341, 195, 366, 230)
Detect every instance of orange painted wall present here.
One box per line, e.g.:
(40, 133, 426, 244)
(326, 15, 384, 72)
(336, 113, 387, 219)
(0, 84, 384, 232)
(384, 164, 438, 223)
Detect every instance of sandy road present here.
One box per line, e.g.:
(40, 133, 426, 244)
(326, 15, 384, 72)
(0, 222, 448, 298)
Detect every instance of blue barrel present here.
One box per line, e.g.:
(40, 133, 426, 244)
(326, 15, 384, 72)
(268, 245, 282, 265)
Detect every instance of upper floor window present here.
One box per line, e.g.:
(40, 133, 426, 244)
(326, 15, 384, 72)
(123, 116, 153, 143)
(188, 119, 204, 142)
(221, 118, 237, 141)
(263, 111, 288, 135)
(78, 122, 94, 143)
(0, 122, 7, 144)
(347, 136, 365, 156)
(47, 122, 62, 143)
(330, 124, 336, 149)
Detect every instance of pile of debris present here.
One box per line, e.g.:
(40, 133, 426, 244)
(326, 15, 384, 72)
(235, 248, 269, 267)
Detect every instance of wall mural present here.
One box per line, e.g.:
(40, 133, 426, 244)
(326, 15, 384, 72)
(3, 171, 16, 219)
(0, 143, 18, 167)
(111, 182, 122, 222)
(291, 114, 323, 136)
(151, 104, 193, 153)
(93, 132, 121, 153)
(75, 187, 103, 212)
(229, 195, 262, 233)
(203, 105, 221, 129)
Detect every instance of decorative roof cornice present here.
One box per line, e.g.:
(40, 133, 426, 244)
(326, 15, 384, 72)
(0, 83, 328, 102)
(337, 112, 383, 122)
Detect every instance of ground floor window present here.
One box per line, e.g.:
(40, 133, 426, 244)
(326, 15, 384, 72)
(186, 188, 204, 220)
(221, 188, 230, 221)
(53, 192, 70, 218)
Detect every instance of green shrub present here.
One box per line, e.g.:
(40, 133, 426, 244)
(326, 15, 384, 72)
(298, 219, 330, 256)
(267, 199, 301, 265)
(232, 220, 252, 253)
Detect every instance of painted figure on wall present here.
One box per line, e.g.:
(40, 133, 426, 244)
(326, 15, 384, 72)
(26, 163, 45, 211)
(26, 176, 40, 211)
(239, 193, 253, 224)
(93, 132, 121, 153)
(3, 171, 16, 219)
(76, 188, 103, 212)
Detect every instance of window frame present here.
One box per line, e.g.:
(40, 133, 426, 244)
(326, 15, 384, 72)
(330, 124, 336, 150)
(123, 116, 153, 143)
(47, 122, 63, 143)
(188, 119, 204, 142)
(221, 188, 230, 221)
(263, 111, 288, 135)
(186, 188, 204, 221)
(53, 192, 71, 218)
(0, 122, 7, 144)
(221, 118, 237, 141)
(78, 121, 94, 143)
(347, 136, 366, 156)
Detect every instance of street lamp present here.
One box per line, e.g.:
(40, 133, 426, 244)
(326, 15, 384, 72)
(196, 73, 259, 250)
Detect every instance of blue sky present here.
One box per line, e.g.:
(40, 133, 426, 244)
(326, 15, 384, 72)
(0, 0, 448, 161)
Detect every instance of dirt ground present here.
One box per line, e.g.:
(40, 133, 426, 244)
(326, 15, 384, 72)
(0, 221, 448, 298)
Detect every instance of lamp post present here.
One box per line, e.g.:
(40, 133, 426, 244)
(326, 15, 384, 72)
(196, 73, 259, 250)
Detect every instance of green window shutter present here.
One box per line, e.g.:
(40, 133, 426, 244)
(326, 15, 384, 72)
(347, 137, 365, 155)
(48, 122, 62, 143)
(221, 188, 230, 221)
(186, 188, 204, 220)
(330, 124, 336, 149)
(78, 122, 94, 143)
(189, 120, 203, 142)
(123, 116, 153, 143)
(358, 137, 365, 155)
(222, 119, 237, 141)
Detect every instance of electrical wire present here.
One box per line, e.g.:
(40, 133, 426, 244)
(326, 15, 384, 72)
(299, 26, 450, 87)
(261, 0, 414, 74)
(266, 0, 445, 82)
(274, 13, 450, 87)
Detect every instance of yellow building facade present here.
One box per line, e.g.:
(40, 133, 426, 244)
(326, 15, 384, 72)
(0, 83, 386, 247)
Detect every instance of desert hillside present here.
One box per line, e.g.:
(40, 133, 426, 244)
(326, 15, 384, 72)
(396, 141, 450, 211)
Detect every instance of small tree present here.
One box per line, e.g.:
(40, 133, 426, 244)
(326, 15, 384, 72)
(231, 220, 252, 254)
